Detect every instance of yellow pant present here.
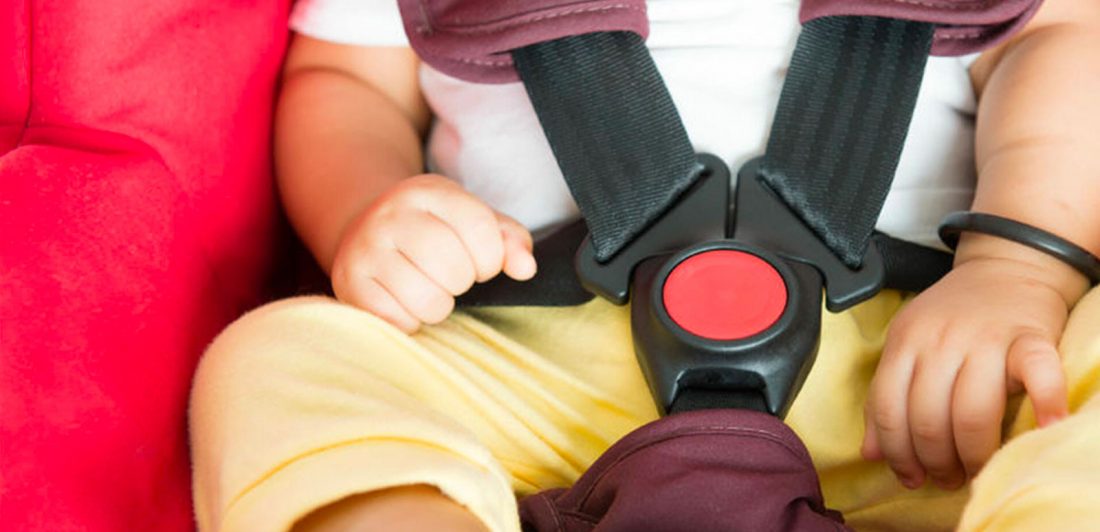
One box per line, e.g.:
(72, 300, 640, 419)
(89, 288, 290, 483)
(190, 288, 1100, 531)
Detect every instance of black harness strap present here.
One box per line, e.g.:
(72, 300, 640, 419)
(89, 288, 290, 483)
(512, 32, 701, 264)
(760, 17, 934, 268)
(874, 232, 952, 292)
(460, 16, 948, 309)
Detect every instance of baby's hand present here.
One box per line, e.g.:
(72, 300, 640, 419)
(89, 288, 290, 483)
(331, 174, 536, 333)
(861, 257, 1070, 490)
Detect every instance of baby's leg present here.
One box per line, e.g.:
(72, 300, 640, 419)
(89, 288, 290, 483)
(188, 296, 656, 532)
(958, 286, 1100, 530)
(291, 485, 486, 531)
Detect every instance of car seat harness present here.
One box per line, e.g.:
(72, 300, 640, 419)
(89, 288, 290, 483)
(468, 16, 946, 416)
(387, 0, 1097, 527)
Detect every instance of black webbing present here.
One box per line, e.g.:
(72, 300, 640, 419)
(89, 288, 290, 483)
(669, 389, 768, 415)
(760, 17, 934, 268)
(873, 233, 952, 292)
(512, 32, 700, 263)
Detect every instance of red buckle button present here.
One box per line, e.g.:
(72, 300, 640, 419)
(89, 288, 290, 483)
(662, 250, 787, 340)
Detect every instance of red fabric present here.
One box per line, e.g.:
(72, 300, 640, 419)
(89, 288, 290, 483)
(0, 1, 30, 152)
(0, 0, 290, 529)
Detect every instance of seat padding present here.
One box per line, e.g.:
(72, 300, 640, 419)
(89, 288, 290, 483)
(0, 0, 291, 529)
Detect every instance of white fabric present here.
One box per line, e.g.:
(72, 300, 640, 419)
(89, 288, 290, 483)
(291, 0, 980, 248)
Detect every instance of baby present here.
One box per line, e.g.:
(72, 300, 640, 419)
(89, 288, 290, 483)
(190, 0, 1100, 530)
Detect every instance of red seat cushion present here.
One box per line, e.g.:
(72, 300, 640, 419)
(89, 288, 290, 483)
(0, 1, 29, 152)
(0, 0, 290, 529)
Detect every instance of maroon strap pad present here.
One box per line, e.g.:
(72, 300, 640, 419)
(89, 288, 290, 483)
(396, 0, 649, 83)
(518, 409, 850, 531)
(397, 0, 1043, 83)
(800, 0, 1044, 56)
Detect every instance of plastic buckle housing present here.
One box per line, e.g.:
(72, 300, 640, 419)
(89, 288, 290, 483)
(575, 154, 729, 304)
(573, 154, 887, 417)
(631, 242, 822, 417)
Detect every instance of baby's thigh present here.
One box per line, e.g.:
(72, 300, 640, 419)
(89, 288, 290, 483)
(190, 296, 556, 464)
(189, 296, 650, 499)
(190, 296, 525, 530)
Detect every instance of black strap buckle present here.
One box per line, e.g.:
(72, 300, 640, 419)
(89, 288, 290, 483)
(576, 155, 888, 416)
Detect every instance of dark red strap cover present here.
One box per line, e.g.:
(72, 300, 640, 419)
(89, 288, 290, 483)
(396, 0, 648, 83)
(801, 0, 1044, 56)
(518, 409, 850, 531)
(397, 0, 1043, 83)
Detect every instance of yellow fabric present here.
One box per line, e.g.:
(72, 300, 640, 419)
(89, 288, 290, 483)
(189, 287, 1100, 532)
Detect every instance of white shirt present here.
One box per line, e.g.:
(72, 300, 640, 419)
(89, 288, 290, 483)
(291, 0, 980, 248)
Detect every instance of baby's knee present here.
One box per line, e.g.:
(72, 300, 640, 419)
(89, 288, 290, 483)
(207, 295, 332, 355)
(191, 296, 343, 403)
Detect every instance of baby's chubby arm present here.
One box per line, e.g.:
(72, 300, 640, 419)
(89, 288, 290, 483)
(863, 0, 1100, 490)
(276, 37, 535, 332)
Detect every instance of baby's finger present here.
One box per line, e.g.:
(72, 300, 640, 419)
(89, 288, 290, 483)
(867, 344, 926, 488)
(1007, 333, 1068, 428)
(374, 251, 456, 326)
(497, 213, 536, 281)
(909, 354, 966, 490)
(423, 189, 505, 283)
(393, 213, 477, 296)
(951, 349, 1007, 479)
(337, 276, 421, 334)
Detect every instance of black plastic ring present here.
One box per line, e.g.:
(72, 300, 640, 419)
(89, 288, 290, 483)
(938, 211, 1100, 285)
